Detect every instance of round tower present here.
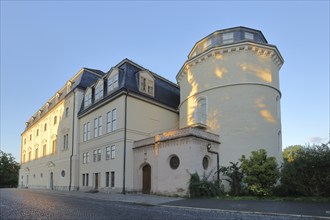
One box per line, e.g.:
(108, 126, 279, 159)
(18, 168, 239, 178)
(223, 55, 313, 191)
(176, 27, 284, 165)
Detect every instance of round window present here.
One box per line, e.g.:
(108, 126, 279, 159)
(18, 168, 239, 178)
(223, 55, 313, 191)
(169, 155, 180, 170)
(202, 156, 209, 170)
(61, 170, 65, 177)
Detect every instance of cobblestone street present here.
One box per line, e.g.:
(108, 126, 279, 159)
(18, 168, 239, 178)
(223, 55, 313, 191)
(1, 189, 323, 220)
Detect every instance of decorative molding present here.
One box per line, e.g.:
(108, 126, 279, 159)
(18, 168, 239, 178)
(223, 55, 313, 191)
(177, 42, 284, 83)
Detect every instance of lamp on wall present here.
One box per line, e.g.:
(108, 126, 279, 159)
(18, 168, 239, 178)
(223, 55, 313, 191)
(206, 144, 220, 186)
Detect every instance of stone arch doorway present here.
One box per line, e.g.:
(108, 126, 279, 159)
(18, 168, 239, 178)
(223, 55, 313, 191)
(142, 164, 151, 194)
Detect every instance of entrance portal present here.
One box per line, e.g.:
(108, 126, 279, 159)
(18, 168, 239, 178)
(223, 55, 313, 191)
(95, 173, 99, 190)
(50, 172, 53, 190)
(142, 164, 151, 194)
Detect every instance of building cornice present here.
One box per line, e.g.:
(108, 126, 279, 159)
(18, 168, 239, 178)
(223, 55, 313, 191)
(176, 42, 284, 85)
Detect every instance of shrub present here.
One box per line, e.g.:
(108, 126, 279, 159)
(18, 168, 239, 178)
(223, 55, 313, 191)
(188, 171, 222, 198)
(240, 149, 280, 196)
(220, 162, 244, 196)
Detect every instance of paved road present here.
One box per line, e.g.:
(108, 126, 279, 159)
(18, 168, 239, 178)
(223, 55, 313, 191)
(0, 189, 325, 220)
(164, 198, 330, 219)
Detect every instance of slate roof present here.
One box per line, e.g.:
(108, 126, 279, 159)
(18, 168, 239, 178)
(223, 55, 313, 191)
(24, 68, 105, 132)
(78, 59, 180, 116)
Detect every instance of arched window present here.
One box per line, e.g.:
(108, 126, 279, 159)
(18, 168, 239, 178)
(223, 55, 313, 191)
(44, 123, 47, 131)
(196, 98, 207, 124)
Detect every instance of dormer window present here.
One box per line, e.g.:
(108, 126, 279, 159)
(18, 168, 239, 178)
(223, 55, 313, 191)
(245, 32, 254, 40)
(84, 88, 92, 108)
(139, 71, 154, 96)
(108, 71, 119, 94)
(95, 81, 104, 101)
(222, 32, 234, 44)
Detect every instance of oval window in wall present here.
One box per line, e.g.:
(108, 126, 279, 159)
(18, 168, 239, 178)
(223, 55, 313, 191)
(169, 155, 180, 170)
(202, 156, 209, 170)
(61, 170, 65, 177)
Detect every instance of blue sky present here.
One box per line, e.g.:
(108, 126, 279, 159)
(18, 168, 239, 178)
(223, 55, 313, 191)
(1, 1, 329, 162)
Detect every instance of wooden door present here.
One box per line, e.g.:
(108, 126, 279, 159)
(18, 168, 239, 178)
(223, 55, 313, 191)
(95, 173, 99, 190)
(142, 164, 151, 194)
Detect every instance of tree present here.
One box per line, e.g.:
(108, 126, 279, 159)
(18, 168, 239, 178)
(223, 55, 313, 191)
(0, 150, 20, 188)
(220, 162, 244, 196)
(240, 149, 280, 196)
(283, 145, 303, 162)
(280, 142, 330, 196)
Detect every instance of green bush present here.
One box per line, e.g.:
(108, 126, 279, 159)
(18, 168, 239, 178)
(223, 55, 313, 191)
(240, 149, 280, 197)
(188, 171, 222, 198)
(220, 162, 244, 196)
(280, 142, 330, 197)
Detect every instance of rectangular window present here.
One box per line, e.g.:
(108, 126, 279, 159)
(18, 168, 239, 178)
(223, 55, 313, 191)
(83, 153, 86, 164)
(93, 150, 97, 162)
(147, 79, 154, 96)
(106, 172, 110, 187)
(112, 109, 116, 131)
(111, 171, 115, 187)
(82, 174, 85, 186)
(54, 116, 57, 125)
(83, 123, 87, 142)
(95, 84, 103, 101)
(106, 146, 110, 160)
(86, 173, 89, 186)
(87, 122, 91, 140)
(86, 152, 90, 163)
(222, 32, 234, 44)
(52, 139, 56, 154)
(94, 118, 98, 138)
(43, 144, 46, 157)
(113, 74, 118, 89)
(244, 32, 254, 40)
(65, 107, 69, 118)
(84, 93, 92, 107)
(35, 148, 39, 160)
(108, 74, 119, 93)
(98, 116, 102, 136)
(140, 77, 146, 92)
(111, 145, 115, 159)
(97, 149, 101, 162)
(63, 134, 69, 149)
(36, 129, 39, 137)
(107, 111, 111, 133)
(44, 123, 47, 131)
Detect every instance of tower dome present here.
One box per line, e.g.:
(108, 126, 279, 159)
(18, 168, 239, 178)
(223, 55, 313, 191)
(177, 26, 284, 165)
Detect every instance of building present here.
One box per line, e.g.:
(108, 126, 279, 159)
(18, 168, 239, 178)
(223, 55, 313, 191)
(19, 27, 284, 196)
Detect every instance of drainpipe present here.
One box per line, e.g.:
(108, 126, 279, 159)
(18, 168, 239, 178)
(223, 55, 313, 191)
(122, 89, 129, 194)
(207, 144, 220, 186)
(122, 89, 128, 194)
(69, 90, 76, 191)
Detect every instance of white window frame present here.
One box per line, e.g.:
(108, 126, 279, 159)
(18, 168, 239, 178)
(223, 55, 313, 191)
(106, 146, 110, 160)
(98, 116, 102, 136)
(222, 32, 234, 44)
(107, 111, 111, 133)
(87, 122, 91, 140)
(93, 150, 97, 162)
(112, 109, 116, 131)
(97, 149, 101, 162)
(108, 74, 119, 93)
(94, 118, 98, 138)
(83, 123, 87, 142)
(84, 91, 92, 107)
(95, 83, 104, 101)
(111, 145, 115, 159)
